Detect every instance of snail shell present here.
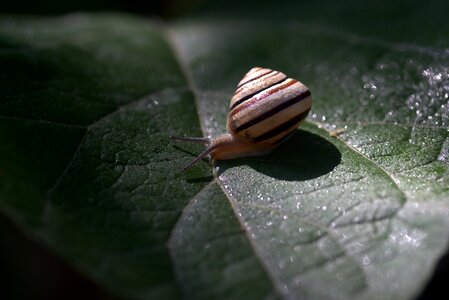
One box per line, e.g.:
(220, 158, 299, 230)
(228, 67, 312, 146)
(170, 67, 312, 171)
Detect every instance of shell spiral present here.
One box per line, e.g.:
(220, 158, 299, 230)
(227, 67, 312, 147)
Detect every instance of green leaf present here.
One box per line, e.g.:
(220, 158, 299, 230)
(169, 14, 449, 299)
(169, 181, 277, 300)
(1, 5, 449, 300)
(0, 14, 211, 299)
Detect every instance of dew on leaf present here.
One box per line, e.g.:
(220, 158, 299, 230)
(362, 256, 372, 266)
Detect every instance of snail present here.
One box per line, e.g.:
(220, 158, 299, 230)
(171, 67, 312, 171)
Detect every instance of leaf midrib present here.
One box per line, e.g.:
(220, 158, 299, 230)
(2, 14, 443, 300)
(161, 20, 420, 299)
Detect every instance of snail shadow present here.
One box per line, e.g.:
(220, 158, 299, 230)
(218, 130, 341, 181)
(416, 238, 449, 299)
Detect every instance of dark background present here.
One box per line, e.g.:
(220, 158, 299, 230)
(0, 0, 200, 17)
(1, 1, 447, 299)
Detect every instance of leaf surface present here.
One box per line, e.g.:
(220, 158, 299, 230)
(1, 6, 449, 300)
(170, 15, 449, 299)
(0, 14, 211, 299)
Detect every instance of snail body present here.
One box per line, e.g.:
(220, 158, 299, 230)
(171, 67, 312, 171)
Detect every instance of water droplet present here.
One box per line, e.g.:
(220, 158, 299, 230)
(362, 256, 372, 265)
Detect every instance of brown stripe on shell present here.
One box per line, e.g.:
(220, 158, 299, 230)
(233, 90, 311, 133)
(230, 71, 287, 109)
(236, 67, 264, 88)
(232, 95, 311, 142)
(260, 120, 304, 146)
(253, 108, 311, 142)
(228, 78, 298, 118)
(231, 76, 287, 110)
(235, 71, 282, 95)
(237, 68, 273, 88)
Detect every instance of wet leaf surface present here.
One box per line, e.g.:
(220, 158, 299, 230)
(1, 4, 449, 299)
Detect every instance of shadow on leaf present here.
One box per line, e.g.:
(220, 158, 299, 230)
(416, 239, 449, 300)
(217, 130, 341, 181)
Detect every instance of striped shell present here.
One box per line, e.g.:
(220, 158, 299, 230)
(227, 67, 312, 147)
(170, 66, 313, 171)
